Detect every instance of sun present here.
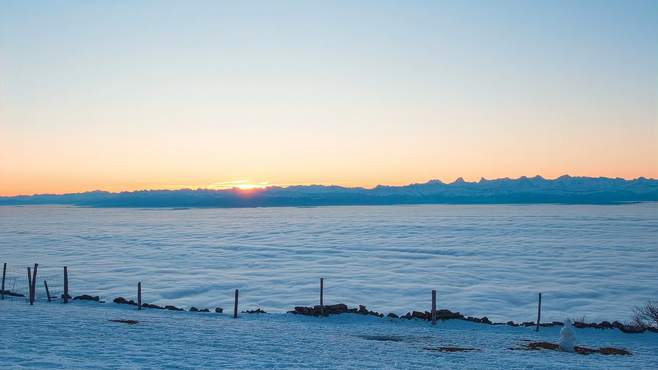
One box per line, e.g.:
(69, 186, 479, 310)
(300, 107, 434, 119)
(235, 183, 268, 190)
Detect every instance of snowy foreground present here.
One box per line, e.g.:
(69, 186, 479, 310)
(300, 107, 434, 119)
(1, 299, 657, 369)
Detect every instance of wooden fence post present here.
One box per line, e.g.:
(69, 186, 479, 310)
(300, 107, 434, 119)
(431, 289, 437, 325)
(27, 267, 32, 305)
(233, 289, 239, 318)
(1, 262, 6, 300)
(137, 282, 142, 310)
(44, 280, 51, 302)
(536, 292, 542, 332)
(63, 266, 69, 303)
(31, 263, 38, 304)
(320, 278, 324, 316)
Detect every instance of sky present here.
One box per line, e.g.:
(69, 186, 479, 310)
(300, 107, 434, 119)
(1, 0, 657, 196)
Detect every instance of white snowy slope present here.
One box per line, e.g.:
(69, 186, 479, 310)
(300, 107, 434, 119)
(1, 299, 657, 369)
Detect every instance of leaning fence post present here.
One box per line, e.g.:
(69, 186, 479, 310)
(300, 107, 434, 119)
(44, 280, 51, 302)
(320, 278, 324, 316)
(233, 289, 239, 318)
(536, 292, 542, 332)
(431, 289, 437, 325)
(63, 266, 69, 303)
(137, 282, 142, 310)
(1, 262, 6, 300)
(27, 267, 33, 305)
(31, 263, 38, 304)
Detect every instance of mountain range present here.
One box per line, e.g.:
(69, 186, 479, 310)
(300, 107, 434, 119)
(2, 175, 657, 207)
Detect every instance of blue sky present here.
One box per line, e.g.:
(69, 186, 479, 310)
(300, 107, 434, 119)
(1, 0, 657, 195)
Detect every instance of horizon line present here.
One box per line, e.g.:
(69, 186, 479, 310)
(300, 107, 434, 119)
(3, 174, 657, 198)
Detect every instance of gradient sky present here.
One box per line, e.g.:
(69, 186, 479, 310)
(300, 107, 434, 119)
(1, 0, 657, 196)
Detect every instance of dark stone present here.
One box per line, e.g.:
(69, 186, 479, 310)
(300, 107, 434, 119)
(242, 308, 267, 314)
(200, 308, 210, 312)
(436, 309, 464, 320)
(518, 341, 631, 356)
(142, 303, 163, 309)
(190, 307, 199, 312)
(424, 346, 479, 352)
(74, 294, 100, 302)
(215, 307, 223, 313)
(109, 319, 138, 325)
(113, 297, 137, 306)
(164, 305, 185, 311)
(387, 313, 399, 319)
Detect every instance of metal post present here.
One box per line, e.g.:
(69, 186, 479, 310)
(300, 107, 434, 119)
(44, 280, 51, 302)
(536, 292, 542, 332)
(233, 289, 239, 318)
(431, 289, 437, 325)
(320, 278, 324, 316)
(1, 262, 6, 299)
(27, 267, 32, 305)
(63, 266, 69, 303)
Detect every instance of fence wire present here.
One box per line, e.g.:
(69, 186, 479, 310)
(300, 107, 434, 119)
(1, 263, 67, 302)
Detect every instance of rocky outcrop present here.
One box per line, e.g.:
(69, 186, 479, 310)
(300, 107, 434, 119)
(113, 297, 137, 306)
(109, 319, 138, 325)
(142, 303, 163, 309)
(516, 341, 631, 356)
(242, 308, 267, 314)
(215, 307, 223, 313)
(74, 295, 100, 302)
(289, 304, 384, 317)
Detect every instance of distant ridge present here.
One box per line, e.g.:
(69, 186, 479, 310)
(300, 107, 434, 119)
(2, 176, 658, 207)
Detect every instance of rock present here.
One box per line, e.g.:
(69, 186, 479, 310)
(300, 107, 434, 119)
(113, 297, 137, 306)
(200, 308, 210, 312)
(164, 305, 185, 311)
(289, 303, 385, 317)
(109, 319, 138, 325)
(436, 309, 463, 320)
(518, 341, 631, 356)
(242, 308, 267, 314)
(424, 346, 479, 352)
(74, 294, 100, 302)
(190, 307, 199, 312)
(215, 307, 223, 313)
(598, 347, 632, 356)
(142, 303, 163, 309)
(387, 313, 399, 319)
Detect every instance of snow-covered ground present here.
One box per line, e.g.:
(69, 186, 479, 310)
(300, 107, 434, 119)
(1, 204, 657, 323)
(1, 298, 657, 369)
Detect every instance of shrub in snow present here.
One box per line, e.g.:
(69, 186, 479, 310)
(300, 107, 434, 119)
(632, 301, 658, 328)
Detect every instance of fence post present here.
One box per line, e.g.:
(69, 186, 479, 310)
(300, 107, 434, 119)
(233, 289, 239, 318)
(536, 292, 542, 332)
(27, 267, 32, 305)
(320, 278, 324, 316)
(63, 266, 69, 303)
(431, 289, 437, 325)
(44, 280, 51, 302)
(1, 262, 6, 300)
(31, 264, 38, 304)
(137, 282, 142, 310)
